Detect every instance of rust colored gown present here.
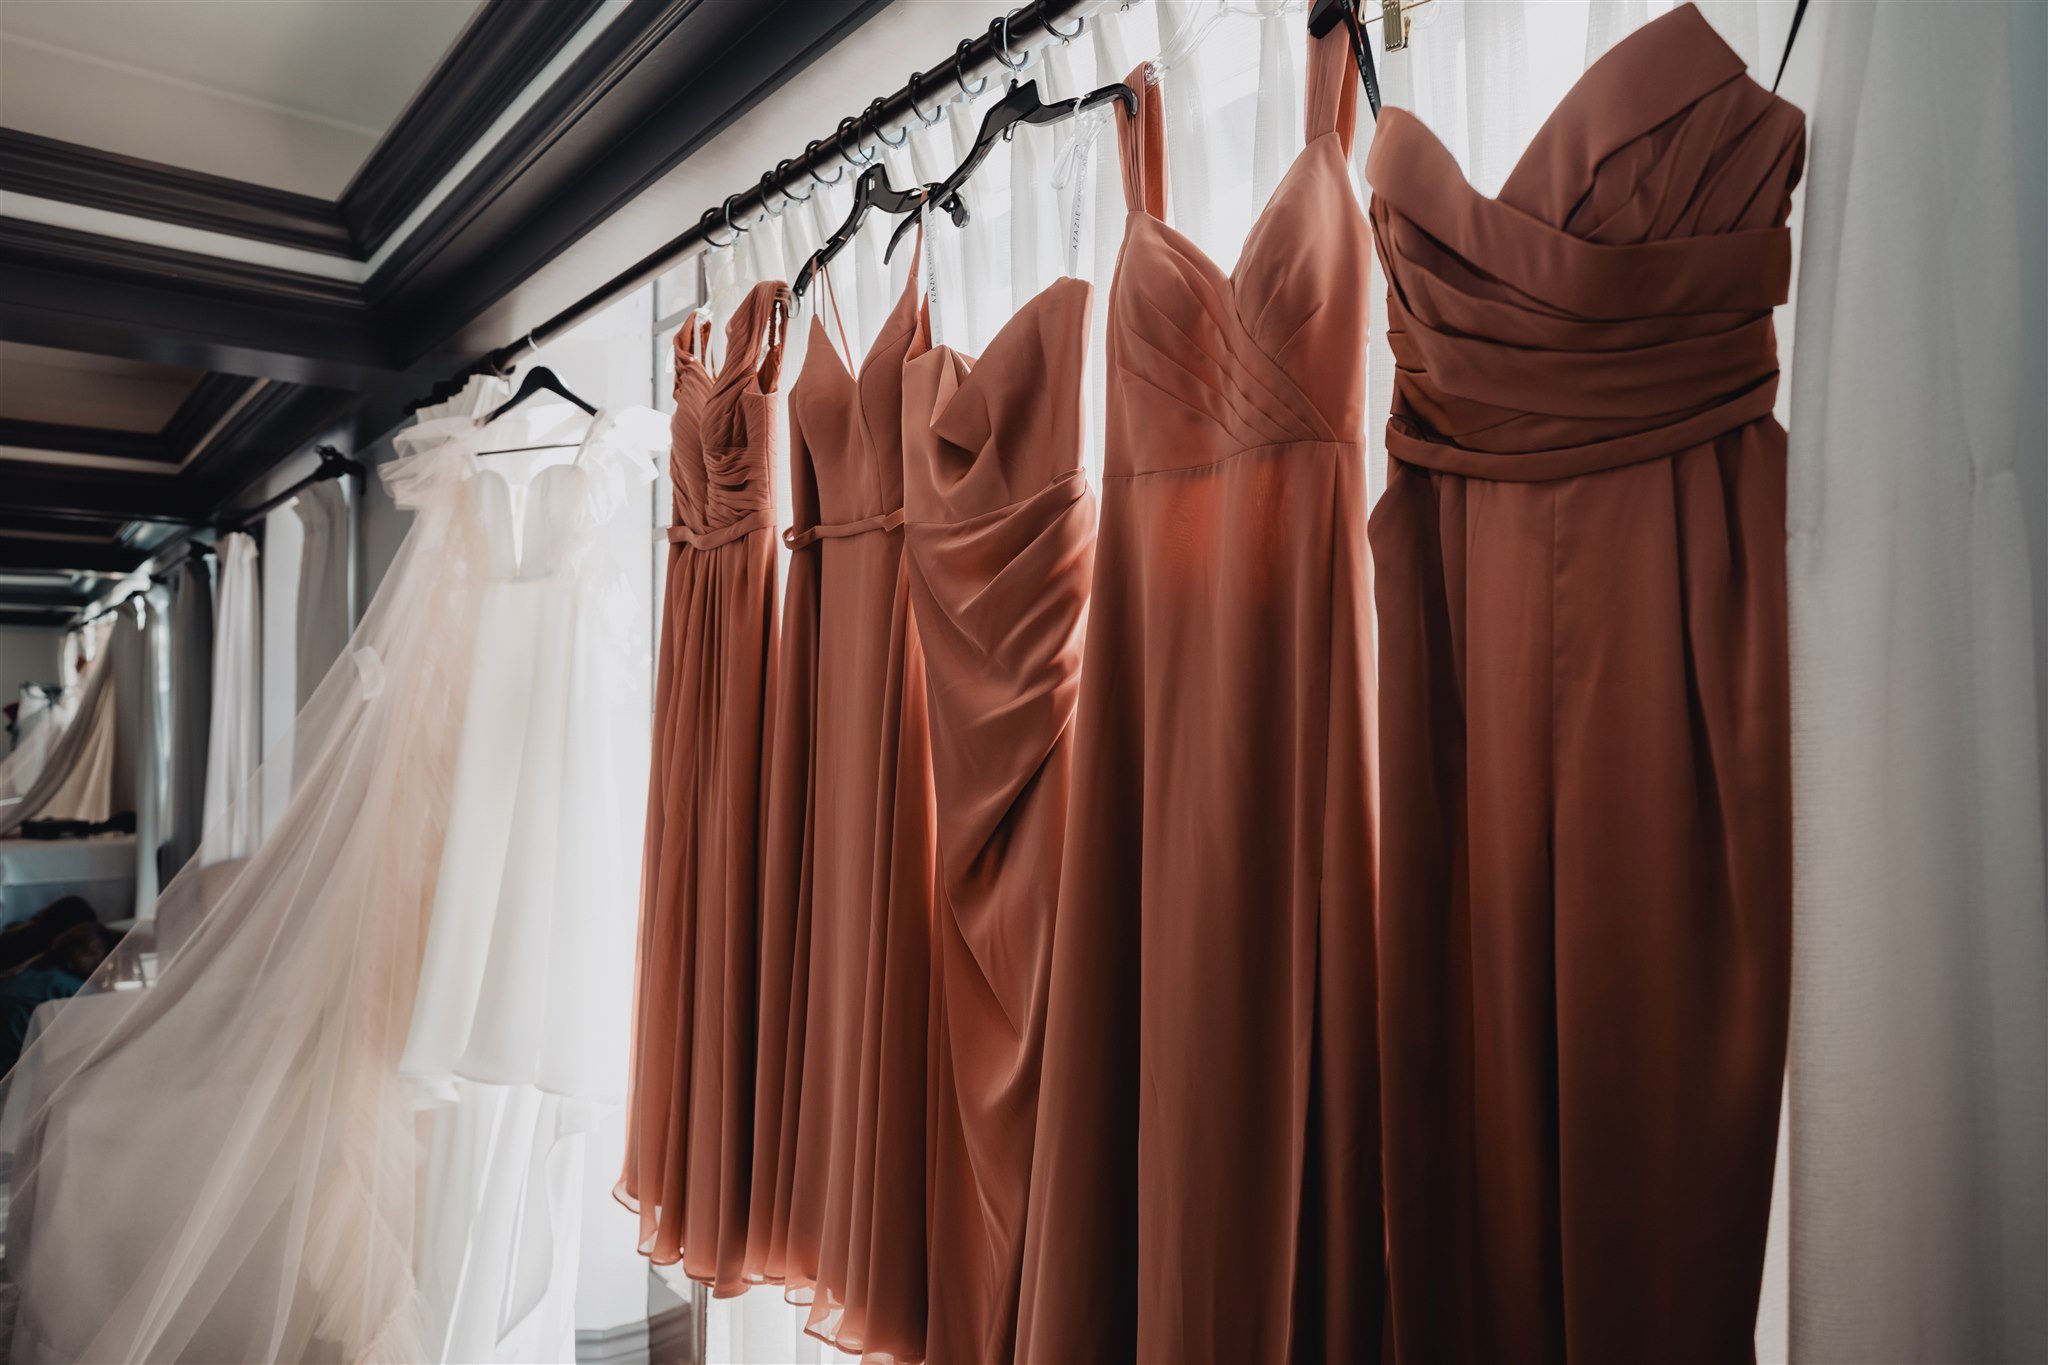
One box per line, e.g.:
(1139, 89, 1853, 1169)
(746, 265, 935, 1362)
(1365, 6, 1804, 1360)
(902, 277, 1096, 1363)
(1017, 27, 1381, 1365)
(618, 281, 787, 1292)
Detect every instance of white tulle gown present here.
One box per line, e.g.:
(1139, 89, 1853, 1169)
(0, 398, 661, 1365)
(397, 403, 657, 1363)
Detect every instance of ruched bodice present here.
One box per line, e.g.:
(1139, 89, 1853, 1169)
(1106, 37, 1367, 475)
(669, 281, 787, 547)
(1367, 2, 1804, 481)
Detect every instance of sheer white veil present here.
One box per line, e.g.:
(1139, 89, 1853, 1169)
(0, 407, 499, 1363)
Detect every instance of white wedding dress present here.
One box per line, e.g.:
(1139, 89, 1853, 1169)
(0, 398, 661, 1365)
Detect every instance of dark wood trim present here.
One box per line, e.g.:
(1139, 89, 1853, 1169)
(0, 418, 164, 463)
(0, 129, 356, 257)
(0, 608, 75, 628)
(0, 222, 391, 388)
(160, 373, 263, 457)
(341, 0, 610, 256)
(0, 583, 96, 611)
(370, 0, 890, 359)
(180, 383, 358, 516)
(0, 218, 362, 311)
(0, 532, 158, 574)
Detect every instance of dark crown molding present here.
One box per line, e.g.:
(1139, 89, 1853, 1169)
(0, 129, 355, 257)
(340, 0, 610, 257)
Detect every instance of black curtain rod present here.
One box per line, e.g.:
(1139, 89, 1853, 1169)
(412, 0, 1109, 412)
(73, 445, 366, 627)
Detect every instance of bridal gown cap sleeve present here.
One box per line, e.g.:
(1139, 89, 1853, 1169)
(619, 280, 787, 1293)
(1365, 5, 1804, 1360)
(746, 256, 936, 1363)
(1017, 22, 1382, 1365)
(903, 274, 1096, 1364)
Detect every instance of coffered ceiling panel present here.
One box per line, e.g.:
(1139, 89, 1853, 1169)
(0, 341, 202, 433)
(0, 0, 484, 197)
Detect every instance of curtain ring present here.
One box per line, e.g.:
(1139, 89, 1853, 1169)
(757, 171, 788, 218)
(1039, 12, 1084, 42)
(701, 206, 738, 250)
(722, 194, 750, 238)
(952, 38, 988, 97)
(836, 116, 876, 169)
(865, 97, 909, 149)
(906, 69, 945, 126)
(775, 158, 813, 203)
(991, 14, 1029, 71)
(805, 139, 846, 186)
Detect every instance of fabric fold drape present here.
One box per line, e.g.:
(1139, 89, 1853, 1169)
(1784, 1, 2048, 1358)
(1019, 26, 1381, 1364)
(201, 532, 262, 862)
(157, 557, 213, 883)
(1367, 7, 1802, 1359)
(619, 282, 789, 1293)
(746, 260, 936, 1363)
(293, 477, 353, 714)
(904, 276, 1096, 1364)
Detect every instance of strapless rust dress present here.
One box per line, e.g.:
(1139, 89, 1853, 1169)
(1018, 24, 1382, 1364)
(1366, 6, 1804, 1359)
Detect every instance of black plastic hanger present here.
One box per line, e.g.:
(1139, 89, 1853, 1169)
(1308, 0, 1382, 120)
(884, 74, 1139, 264)
(793, 161, 962, 301)
(485, 365, 596, 424)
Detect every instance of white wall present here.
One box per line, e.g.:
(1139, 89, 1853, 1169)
(0, 623, 62, 712)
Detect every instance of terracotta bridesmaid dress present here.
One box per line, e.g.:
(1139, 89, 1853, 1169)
(1365, 7, 1804, 1360)
(746, 264, 935, 1362)
(618, 281, 787, 1292)
(1017, 26, 1382, 1365)
(902, 276, 1096, 1363)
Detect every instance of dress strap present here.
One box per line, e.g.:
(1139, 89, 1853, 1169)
(1305, 21, 1360, 156)
(1114, 62, 1167, 219)
(724, 280, 792, 389)
(673, 311, 712, 397)
(819, 264, 857, 372)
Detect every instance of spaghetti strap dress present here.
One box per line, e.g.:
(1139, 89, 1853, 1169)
(901, 275, 1096, 1363)
(617, 281, 787, 1293)
(1365, 6, 1805, 1359)
(1017, 26, 1382, 1365)
(746, 261, 936, 1363)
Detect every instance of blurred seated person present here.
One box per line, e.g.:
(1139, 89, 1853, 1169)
(0, 896, 97, 975)
(0, 918, 122, 1073)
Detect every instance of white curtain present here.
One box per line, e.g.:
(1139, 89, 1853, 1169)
(293, 477, 354, 714)
(157, 556, 213, 883)
(1785, 1, 2048, 1360)
(202, 531, 263, 862)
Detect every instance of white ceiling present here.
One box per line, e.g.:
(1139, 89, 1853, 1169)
(0, 0, 484, 198)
